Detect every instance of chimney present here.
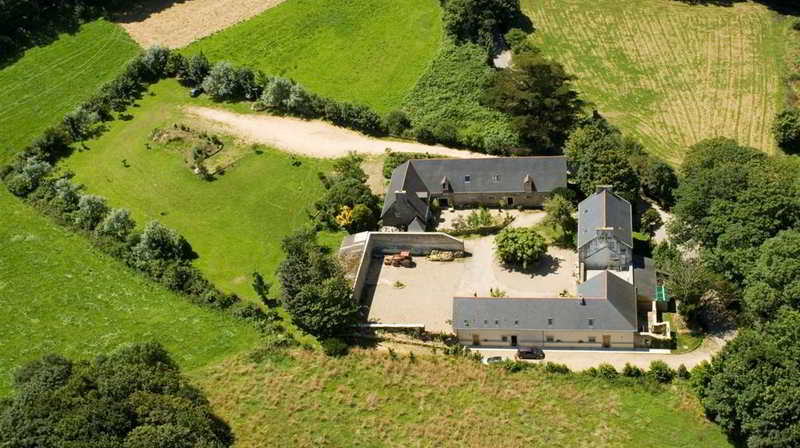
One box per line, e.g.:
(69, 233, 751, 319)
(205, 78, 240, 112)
(440, 176, 451, 193)
(523, 175, 533, 192)
(595, 185, 613, 194)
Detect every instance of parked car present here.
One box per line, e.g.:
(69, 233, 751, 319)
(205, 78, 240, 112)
(189, 87, 203, 97)
(481, 356, 504, 365)
(516, 346, 545, 360)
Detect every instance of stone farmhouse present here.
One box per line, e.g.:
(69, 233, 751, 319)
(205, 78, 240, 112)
(454, 186, 668, 349)
(381, 157, 567, 231)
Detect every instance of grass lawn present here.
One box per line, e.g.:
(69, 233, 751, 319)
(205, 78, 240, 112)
(191, 348, 732, 447)
(665, 313, 705, 354)
(182, 0, 442, 114)
(0, 20, 140, 164)
(522, 0, 790, 164)
(0, 188, 261, 396)
(61, 78, 343, 299)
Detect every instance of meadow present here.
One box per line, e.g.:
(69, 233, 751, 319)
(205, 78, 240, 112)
(182, 0, 443, 114)
(0, 188, 262, 396)
(192, 348, 732, 448)
(61, 79, 342, 298)
(522, 0, 790, 164)
(0, 20, 140, 164)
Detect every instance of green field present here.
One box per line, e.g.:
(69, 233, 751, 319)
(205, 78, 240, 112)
(0, 20, 140, 164)
(523, 0, 790, 164)
(62, 79, 341, 298)
(182, 0, 442, 114)
(0, 189, 261, 396)
(192, 349, 732, 448)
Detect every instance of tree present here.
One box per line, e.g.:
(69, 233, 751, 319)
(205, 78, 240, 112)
(633, 156, 678, 208)
(443, 0, 522, 49)
(483, 51, 584, 153)
(639, 208, 663, 237)
(383, 110, 411, 136)
(693, 309, 800, 447)
(772, 107, 800, 153)
(62, 106, 99, 141)
(543, 194, 576, 230)
(140, 45, 170, 81)
(276, 230, 360, 337)
(576, 148, 640, 202)
(494, 227, 548, 268)
(663, 255, 736, 329)
(73, 194, 110, 231)
(132, 221, 190, 265)
(743, 230, 800, 321)
(0, 342, 233, 447)
(183, 52, 210, 86)
(98, 208, 136, 240)
(201, 61, 240, 100)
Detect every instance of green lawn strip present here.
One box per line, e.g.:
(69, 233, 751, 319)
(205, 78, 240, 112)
(0, 188, 261, 396)
(521, 0, 788, 164)
(664, 313, 704, 354)
(61, 79, 341, 299)
(190, 350, 732, 447)
(0, 20, 140, 164)
(182, 0, 443, 114)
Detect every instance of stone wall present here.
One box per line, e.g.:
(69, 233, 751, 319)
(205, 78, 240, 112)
(434, 192, 550, 209)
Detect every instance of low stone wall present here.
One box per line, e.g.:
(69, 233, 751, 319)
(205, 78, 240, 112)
(350, 232, 465, 301)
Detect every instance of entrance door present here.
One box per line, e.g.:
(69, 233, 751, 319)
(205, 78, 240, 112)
(511, 335, 518, 347)
(602, 335, 611, 348)
(472, 334, 480, 346)
(440, 198, 449, 208)
(507, 197, 514, 206)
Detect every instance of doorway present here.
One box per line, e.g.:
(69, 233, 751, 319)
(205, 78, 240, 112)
(439, 198, 449, 208)
(472, 334, 480, 346)
(511, 335, 518, 346)
(602, 335, 611, 348)
(507, 197, 514, 206)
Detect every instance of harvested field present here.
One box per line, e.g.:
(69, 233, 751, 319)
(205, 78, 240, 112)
(116, 0, 286, 48)
(523, 0, 790, 164)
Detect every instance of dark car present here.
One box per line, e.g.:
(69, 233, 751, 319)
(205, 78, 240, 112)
(516, 346, 545, 360)
(189, 87, 203, 97)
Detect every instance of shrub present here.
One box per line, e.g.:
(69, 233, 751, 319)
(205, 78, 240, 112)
(131, 221, 191, 265)
(321, 338, 349, 357)
(230, 302, 267, 322)
(384, 110, 411, 136)
(382, 150, 434, 178)
(260, 77, 294, 110)
(676, 364, 690, 380)
(73, 194, 109, 231)
(501, 360, 533, 373)
(596, 363, 618, 379)
(97, 208, 136, 240)
(140, 45, 170, 81)
(647, 360, 675, 383)
(494, 227, 548, 268)
(443, 0, 522, 49)
(165, 52, 188, 77)
(622, 363, 644, 378)
(202, 61, 242, 100)
(184, 52, 211, 86)
(543, 362, 570, 374)
(640, 208, 663, 236)
(772, 107, 800, 153)
(62, 106, 99, 141)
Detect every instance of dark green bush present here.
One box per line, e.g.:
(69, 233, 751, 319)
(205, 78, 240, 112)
(321, 338, 349, 357)
(648, 360, 675, 383)
(384, 110, 411, 136)
(622, 362, 644, 378)
(543, 362, 570, 374)
(676, 364, 690, 380)
(596, 363, 618, 379)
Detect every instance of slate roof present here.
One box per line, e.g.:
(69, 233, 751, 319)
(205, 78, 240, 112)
(453, 270, 637, 332)
(633, 256, 657, 300)
(381, 157, 567, 226)
(577, 187, 633, 249)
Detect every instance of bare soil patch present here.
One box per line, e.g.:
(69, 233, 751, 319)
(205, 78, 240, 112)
(116, 0, 286, 48)
(185, 106, 491, 159)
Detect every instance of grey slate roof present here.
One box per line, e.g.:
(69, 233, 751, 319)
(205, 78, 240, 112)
(577, 188, 633, 249)
(381, 156, 567, 226)
(453, 270, 637, 332)
(633, 256, 656, 300)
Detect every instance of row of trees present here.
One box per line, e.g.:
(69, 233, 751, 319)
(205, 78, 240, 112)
(0, 342, 233, 447)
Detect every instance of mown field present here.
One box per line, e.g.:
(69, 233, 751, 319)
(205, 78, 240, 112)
(522, 0, 790, 164)
(0, 20, 140, 164)
(61, 79, 342, 298)
(192, 348, 732, 448)
(182, 0, 442, 113)
(0, 189, 262, 396)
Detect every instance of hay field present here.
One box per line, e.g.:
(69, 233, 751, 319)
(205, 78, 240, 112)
(523, 0, 790, 163)
(191, 349, 732, 448)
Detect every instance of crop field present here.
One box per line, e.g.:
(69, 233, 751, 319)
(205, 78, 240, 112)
(0, 188, 261, 396)
(522, 0, 790, 164)
(61, 79, 342, 298)
(191, 349, 732, 448)
(182, 0, 442, 114)
(0, 20, 140, 164)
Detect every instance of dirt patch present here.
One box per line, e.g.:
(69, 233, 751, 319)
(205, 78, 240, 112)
(184, 106, 491, 159)
(116, 0, 287, 49)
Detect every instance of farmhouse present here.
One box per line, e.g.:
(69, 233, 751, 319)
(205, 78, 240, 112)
(381, 157, 567, 230)
(453, 186, 666, 349)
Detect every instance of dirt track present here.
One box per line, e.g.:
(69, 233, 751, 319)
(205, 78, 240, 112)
(185, 106, 490, 159)
(116, 0, 286, 49)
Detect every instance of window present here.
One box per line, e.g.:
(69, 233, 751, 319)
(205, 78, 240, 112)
(514, 320, 519, 326)
(492, 174, 501, 183)
(464, 320, 469, 327)
(464, 175, 471, 183)
(588, 318, 594, 327)
(494, 320, 499, 325)
(547, 318, 553, 326)
(483, 320, 488, 325)
(501, 336, 508, 342)
(545, 335, 554, 342)
(588, 336, 596, 343)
